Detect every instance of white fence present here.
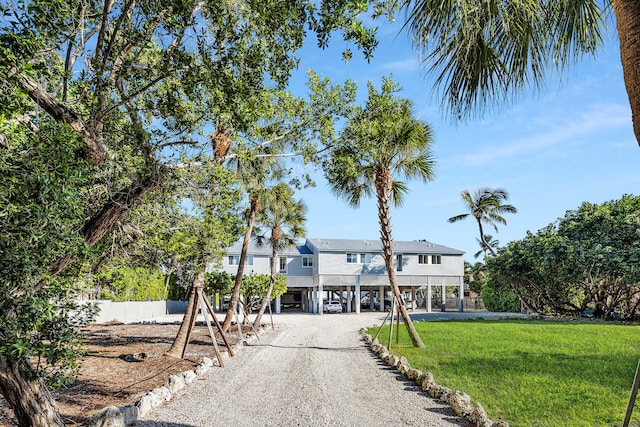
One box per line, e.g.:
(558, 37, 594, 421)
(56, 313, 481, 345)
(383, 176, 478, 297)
(90, 300, 188, 324)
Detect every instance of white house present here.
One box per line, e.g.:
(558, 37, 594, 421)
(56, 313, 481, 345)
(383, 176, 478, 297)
(219, 237, 465, 314)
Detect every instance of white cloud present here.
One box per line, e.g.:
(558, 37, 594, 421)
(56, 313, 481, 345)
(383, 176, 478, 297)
(454, 103, 631, 166)
(378, 57, 420, 73)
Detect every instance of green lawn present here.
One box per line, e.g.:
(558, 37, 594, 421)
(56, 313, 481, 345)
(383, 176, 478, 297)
(369, 319, 640, 427)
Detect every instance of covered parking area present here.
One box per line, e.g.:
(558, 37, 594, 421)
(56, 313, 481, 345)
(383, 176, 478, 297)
(288, 274, 464, 314)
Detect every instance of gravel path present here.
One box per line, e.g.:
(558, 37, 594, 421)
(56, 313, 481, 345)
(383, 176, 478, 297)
(134, 312, 468, 427)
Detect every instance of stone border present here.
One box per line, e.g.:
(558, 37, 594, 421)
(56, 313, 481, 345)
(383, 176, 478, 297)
(360, 328, 509, 427)
(86, 327, 265, 427)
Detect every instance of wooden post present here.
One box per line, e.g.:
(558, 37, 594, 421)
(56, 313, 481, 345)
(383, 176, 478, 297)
(623, 357, 640, 426)
(232, 300, 245, 343)
(372, 308, 393, 342)
(197, 289, 225, 367)
(395, 296, 400, 345)
(388, 297, 394, 351)
(200, 289, 235, 357)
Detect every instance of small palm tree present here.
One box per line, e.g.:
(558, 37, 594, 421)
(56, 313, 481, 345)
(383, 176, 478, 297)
(449, 187, 516, 257)
(252, 183, 306, 328)
(474, 234, 499, 260)
(325, 77, 436, 348)
(222, 152, 284, 332)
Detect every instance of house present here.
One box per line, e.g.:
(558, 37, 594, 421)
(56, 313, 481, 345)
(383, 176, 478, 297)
(218, 237, 465, 314)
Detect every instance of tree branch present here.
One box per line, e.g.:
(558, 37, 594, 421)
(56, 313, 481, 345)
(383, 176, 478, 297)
(18, 74, 108, 163)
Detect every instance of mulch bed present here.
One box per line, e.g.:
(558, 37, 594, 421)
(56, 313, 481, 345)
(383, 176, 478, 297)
(0, 321, 248, 426)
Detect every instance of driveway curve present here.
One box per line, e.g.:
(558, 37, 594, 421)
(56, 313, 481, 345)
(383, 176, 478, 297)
(135, 312, 467, 427)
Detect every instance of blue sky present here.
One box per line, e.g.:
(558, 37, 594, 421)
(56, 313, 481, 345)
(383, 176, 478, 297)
(286, 19, 639, 261)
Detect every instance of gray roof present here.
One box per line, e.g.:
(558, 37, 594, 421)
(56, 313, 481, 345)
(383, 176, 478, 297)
(225, 240, 309, 256)
(306, 238, 464, 255)
(226, 238, 463, 256)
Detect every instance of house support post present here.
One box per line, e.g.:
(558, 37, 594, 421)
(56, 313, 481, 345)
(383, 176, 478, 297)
(355, 278, 361, 314)
(346, 285, 352, 313)
(427, 284, 432, 313)
(317, 284, 323, 315)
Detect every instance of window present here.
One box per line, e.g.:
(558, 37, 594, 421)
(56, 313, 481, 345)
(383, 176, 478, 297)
(302, 256, 313, 267)
(346, 253, 358, 263)
(359, 253, 372, 264)
(431, 255, 442, 264)
(228, 255, 253, 265)
(279, 257, 287, 273)
(418, 254, 428, 264)
(396, 254, 403, 271)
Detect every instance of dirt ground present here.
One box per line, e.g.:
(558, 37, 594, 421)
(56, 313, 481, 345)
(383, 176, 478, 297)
(0, 321, 248, 426)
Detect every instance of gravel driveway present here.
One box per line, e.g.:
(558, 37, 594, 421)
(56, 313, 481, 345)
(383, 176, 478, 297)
(134, 312, 467, 427)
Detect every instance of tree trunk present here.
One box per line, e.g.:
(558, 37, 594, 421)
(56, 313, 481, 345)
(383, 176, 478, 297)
(253, 245, 278, 328)
(166, 270, 205, 358)
(374, 170, 425, 348)
(222, 194, 259, 332)
(613, 0, 640, 146)
(0, 359, 64, 427)
(18, 74, 108, 163)
(476, 218, 496, 256)
(44, 166, 165, 281)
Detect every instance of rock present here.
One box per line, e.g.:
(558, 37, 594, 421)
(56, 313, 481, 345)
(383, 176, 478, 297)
(181, 370, 197, 384)
(406, 367, 422, 381)
(491, 421, 509, 427)
(473, 402, 493, 427)
(450, 391, 473, 418)
(164, 374, 186, 393)
(420, 372, 435, 392)
(136, 394, 159, 418)
(201, 357, 214, 367)
(398, 356, 409, 368)
(151, 386, 172, 401)
(388, 354, 399, 367)
(87, 405, 138, 427)
(195, 364, 210, 376)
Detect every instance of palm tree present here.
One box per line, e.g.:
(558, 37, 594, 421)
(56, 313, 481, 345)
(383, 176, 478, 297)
(252, 183, 306, 328)
(325, 77, 436, 348)
(474, 234, 499, 260)
(448, 188, 516, 257)
(402, 1, 640, 146)
(222, 153, 284, 332)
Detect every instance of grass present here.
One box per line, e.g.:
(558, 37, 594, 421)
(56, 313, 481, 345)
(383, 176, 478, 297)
(368, 319, 640, 427)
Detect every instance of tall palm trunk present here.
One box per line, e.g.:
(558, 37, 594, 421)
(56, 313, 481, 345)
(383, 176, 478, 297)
(253, 243, 278, 328)
(166, 269, 206, 358)
(222, 194, 259, 332)
(476, 218, 496, 256)
(0, 359, 64, 427)
(613, 0, 640, 145)
(375, 170, 425, 348)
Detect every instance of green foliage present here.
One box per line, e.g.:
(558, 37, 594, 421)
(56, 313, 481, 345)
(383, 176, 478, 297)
(205, 271, 235, 296)
(0, 278, 98, 390)
(240, 273, 287, 313)
(487, 194, 640, 318)
(241, 273, 287, 300)
(94, 264, 167, 302)
(371, 320, 640, 427)
(403, 0, 605, 120)
(481, 277, 521, 312)
(324, 76, 436, 208)
(0, 118, 98, 389)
